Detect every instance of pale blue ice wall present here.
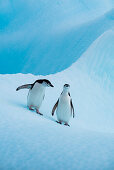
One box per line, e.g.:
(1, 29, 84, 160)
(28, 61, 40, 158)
(0, 0, 113, 75)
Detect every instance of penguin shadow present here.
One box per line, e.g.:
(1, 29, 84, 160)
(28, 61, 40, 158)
(43, 114, 70, 127)
(9, 99, 55, 120)
(9, 100, 69, 126)
(42, 114, 56, 123)
(36, 113, 70, 127)
(26, 107, 63, 126)
(26, 108, 58, 124)
(9, 100, 27, 109)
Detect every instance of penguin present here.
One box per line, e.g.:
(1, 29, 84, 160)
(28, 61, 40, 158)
(52, 84, 74, 126)
(16, 79, 54, 115)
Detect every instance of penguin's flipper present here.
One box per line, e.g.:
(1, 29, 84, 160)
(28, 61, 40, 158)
(68, 93, 75, 118)
(16, 84, 32, 91)
(70, 99, 75, 118)
(52, 99, 59, 116)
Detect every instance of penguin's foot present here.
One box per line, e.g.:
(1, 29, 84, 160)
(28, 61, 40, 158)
(29, 105, 34, 110)
(56, 121, 62, 124)
(64, 123, 70, 127)
(36, 109, 43, 116)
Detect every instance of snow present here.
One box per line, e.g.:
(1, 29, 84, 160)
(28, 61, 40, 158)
(0, 0, 114, 169)
(0, 73, 114, 170)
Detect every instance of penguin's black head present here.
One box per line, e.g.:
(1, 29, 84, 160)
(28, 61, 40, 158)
(36, 79, 54, 87)
(64, 84, 70, 88)
(63, 84, 70, 92)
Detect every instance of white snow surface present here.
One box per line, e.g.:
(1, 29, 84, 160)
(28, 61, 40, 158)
(0, 29, 114, 169)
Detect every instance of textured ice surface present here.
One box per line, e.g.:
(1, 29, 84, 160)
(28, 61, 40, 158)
(0, 0, 114, 169)
(0, 0, 113, 75)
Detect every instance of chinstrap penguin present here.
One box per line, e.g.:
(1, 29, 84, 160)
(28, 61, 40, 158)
(52, 84, 74, 126)
(16, 79, 54, 115)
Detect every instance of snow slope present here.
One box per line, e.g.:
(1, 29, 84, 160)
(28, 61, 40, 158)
(0, 74, 114, 170)
(0, 0, 113, 75)
(0, 29, 114, 169)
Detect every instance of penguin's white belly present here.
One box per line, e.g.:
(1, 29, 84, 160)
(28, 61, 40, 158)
(27, 85, 45, 109)
(56, 95, 71, 123)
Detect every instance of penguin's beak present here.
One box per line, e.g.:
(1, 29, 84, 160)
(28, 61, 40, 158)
(50, 83, 54, 87)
